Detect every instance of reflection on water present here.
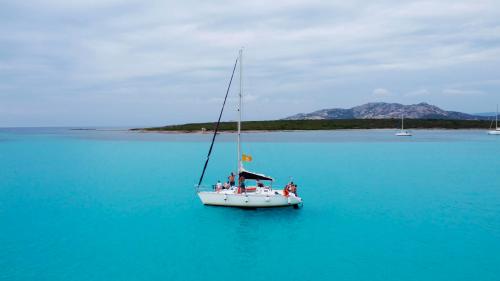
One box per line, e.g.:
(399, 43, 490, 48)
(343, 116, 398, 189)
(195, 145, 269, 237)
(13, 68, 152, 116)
(195, 205, 305, 263)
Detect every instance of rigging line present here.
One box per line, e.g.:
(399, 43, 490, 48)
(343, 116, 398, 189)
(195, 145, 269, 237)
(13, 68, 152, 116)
(197, 56, 239, 187)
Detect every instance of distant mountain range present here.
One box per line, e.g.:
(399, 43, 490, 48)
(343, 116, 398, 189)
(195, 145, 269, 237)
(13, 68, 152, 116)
(284, 102, 491, 120)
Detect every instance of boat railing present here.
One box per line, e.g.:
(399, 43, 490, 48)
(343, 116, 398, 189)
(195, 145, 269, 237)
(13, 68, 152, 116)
(194, 184, 216, 192)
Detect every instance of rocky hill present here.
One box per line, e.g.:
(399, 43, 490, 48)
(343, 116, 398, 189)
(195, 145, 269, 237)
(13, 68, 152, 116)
(284, 102, 487, 120)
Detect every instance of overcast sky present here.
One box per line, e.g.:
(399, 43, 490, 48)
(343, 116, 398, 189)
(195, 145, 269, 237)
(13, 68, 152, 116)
(1, 0, 500, 127)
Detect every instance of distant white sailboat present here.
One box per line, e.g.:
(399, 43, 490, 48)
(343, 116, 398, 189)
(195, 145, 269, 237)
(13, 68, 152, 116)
(395, 114, 412, 136)
(488, 104, 500, 135)
(195, 49, 302, 208)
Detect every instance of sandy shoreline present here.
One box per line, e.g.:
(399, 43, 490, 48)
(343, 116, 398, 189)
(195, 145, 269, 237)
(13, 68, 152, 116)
(135, 129, 291, 134)
(134, 128, 489, 134)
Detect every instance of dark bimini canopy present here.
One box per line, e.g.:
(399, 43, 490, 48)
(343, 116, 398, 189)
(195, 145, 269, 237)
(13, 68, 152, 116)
(239, 169, 274, 181)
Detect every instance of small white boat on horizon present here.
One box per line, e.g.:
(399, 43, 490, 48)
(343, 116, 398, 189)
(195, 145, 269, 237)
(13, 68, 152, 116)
(195, 49, 303, 208)
(488, 105, 500, 135)
(395, 114, 412, 136)
(489, 129, 500, 135)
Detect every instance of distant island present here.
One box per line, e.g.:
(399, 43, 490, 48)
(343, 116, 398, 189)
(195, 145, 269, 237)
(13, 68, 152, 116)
(134, 102, 494, 132)
(284, 102, 489, 120)
(135, 119, 492, 132)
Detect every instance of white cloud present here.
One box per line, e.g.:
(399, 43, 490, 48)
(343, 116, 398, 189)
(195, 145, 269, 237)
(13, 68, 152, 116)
(405, 89, 430, 97)
(442, 88, 485, 96)
(447, 79, 500, 88)
(372, 88, 392, 98)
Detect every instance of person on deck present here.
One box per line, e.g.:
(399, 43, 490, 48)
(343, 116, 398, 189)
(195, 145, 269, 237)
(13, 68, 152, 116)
(216, 180, 222, 191)
(283, 184, 290, 197)
(238, 175, 246, 194)
(256, 180, 264, 188)
(223, 181, 230, 189)
(228, 173, 236, 187)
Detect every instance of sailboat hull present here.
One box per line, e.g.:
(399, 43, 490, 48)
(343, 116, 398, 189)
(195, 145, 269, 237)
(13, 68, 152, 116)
(395, 131, 412, 136)
(198, 191, 302, 208)
(488, 130, 500, 135)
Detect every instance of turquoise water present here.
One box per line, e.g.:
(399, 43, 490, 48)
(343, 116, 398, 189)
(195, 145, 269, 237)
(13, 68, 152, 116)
(1, 128, 499, 281)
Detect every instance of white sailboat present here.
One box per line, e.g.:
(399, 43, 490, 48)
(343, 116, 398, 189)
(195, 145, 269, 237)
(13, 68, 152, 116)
(196, 49, 303, 208)
(488, 104, 500, 135)
(395, 114, 412, 136)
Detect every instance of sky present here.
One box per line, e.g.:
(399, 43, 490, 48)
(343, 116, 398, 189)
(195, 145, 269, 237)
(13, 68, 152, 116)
(1, 0, 500, 127)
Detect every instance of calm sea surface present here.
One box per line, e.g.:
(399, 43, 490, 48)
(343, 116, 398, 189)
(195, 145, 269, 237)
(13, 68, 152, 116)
(1, 128, 499, 281)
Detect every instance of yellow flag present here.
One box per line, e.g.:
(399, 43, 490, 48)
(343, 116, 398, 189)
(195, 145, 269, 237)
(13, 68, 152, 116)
(242, 154, 252, 162)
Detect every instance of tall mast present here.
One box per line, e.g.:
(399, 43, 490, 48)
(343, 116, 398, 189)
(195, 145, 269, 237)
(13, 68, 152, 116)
(496, 104, 498, 130)
(401, 114, 404, 130)
(196, 56, 238, 187)
(237, 48, 243, 173)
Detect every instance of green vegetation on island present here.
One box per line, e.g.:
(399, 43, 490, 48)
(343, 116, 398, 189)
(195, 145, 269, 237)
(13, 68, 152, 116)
(134, 119, 494, 132)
